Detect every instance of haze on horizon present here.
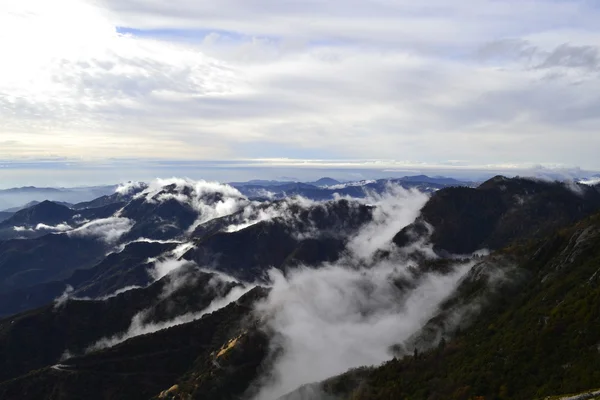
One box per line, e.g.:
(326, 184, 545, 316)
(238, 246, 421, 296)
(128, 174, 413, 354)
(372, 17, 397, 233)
(1, 0, 600, 185)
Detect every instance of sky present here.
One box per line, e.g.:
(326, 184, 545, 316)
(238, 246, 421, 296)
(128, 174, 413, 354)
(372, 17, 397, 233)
(1, 0, 600, 185)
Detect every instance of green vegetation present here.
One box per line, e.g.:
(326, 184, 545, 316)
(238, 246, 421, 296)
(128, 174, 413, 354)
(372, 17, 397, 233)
(330, 213, 600, 400)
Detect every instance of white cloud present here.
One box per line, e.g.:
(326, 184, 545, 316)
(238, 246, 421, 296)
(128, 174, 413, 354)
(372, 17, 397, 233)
(347, 184, 429, 260)
(35, 223, 73, 232)
(12, 226, 33, 232)
(580, 177, 600, 186)
(133, 178, 250, 233)
(247, 186, 471, 399)
(224, 196, 317, 234)
(12, 222, 73, 233)
(67, 217, 134, 243)
(53, 284, 74, 309)
(86, 282, 255, 351)
(115, 181, 146, 195)
(253, 260, 474, 400)
(1, 0, 599, 168)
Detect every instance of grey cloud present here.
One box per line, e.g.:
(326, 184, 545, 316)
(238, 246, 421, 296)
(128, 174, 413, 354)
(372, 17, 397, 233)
(538, 43, 600, 71)
(478, 39, 600, 73)
(476, 38, 539, 62)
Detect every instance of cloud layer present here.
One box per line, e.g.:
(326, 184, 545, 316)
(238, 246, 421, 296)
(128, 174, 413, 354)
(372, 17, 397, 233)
(1, 0, 600, 168)
(250, 186, 471, 399)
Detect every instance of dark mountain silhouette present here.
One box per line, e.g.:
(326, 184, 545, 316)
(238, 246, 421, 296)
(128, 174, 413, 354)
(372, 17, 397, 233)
(0, 265, 245, 384)
(0, 286, 268, 400)
(2, 176, 600, 400)
(308, 177, 341, 186)
(0, 234, 108, 294)
(184, 199, 373, 281)
(394, 176, 600, 254)
(120, 196, 197, 241)
(0, 240, 179, 317)
(2, 200, 73, 213)
(1, 200, 74, 227)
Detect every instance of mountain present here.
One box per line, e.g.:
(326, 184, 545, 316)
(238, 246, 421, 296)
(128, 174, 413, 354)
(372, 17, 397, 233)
(0, 200, 126, 240)
(397, 174, 470, 186)
(0, 240, 179, 317)
(2, 200, 75, 227)
(0, 286, 269, 400)
(308, 177, 341, 187)
(0, 265, 250, 386)
(229, 179, 296, 187)
(1, 200, 73, 213)
(0, 185, 117, 211)
(0, 233, 109, 293)
(234, 175, 470, 201)
(183, 198, 373, 282)
(0, 212, 12, 223)
(394, 176, 600, 254)
(302, 211, 600, 400)
(3, 175, 600, 400)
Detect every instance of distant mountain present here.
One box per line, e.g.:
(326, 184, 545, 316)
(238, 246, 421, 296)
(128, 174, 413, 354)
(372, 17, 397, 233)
(234, 176, 471, 201)
(229, 179, 295, 187)
(2, 200, 75, 227)
(0, 186, 63, 194)
(0, 185, 116, 211)
(2, 200, 72, 213)
(397, 174, 470, 186)
(308, 177, 341, 186)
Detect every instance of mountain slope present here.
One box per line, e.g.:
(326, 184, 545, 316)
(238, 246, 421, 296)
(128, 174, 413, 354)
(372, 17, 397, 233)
(184, 199, 373, 281)
(0, 265, 244, 383)
(0, 240, 179, 317)
(5, 176, 600, 400)
(314, 211, 600, 400)
(0, 234, 108, 293)
(0, 212, 12, 223)
(394, 176, 600, 254)
(0, 287, 268, 400)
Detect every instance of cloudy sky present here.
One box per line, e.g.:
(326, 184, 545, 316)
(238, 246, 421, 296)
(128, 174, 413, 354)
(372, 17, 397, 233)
(1, 0, 599, 185)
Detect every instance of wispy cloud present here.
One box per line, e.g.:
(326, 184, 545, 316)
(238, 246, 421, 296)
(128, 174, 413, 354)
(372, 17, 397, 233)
(67, 217, 134, 243)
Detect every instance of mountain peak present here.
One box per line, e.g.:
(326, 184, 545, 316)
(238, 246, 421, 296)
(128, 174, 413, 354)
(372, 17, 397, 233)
(311, 177, 341, 186)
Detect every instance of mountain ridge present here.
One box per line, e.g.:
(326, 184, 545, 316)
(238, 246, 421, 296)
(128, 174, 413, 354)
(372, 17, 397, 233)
(1, 175, 600, 399)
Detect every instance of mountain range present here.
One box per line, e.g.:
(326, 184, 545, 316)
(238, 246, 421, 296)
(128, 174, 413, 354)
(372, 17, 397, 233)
(0, 175, 599, 399)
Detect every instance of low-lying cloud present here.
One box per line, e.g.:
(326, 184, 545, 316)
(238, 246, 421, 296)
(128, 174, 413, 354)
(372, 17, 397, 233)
(253, 261, 473, 400)
(248, 186, 476, 399)
(67, 217, 134, 243)
(13, 222, 73, 233)
(87, 281, 255, 352)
